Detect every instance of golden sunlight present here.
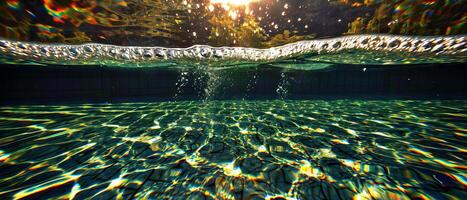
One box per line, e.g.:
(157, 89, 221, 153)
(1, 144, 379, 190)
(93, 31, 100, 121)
(210, 0, 260, 6)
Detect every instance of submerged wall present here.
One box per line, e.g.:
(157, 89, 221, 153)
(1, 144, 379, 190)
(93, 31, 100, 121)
(0, 63, 466, 104)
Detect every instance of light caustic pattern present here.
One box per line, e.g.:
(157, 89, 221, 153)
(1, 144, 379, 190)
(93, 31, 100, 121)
(0, 100, 466, 199)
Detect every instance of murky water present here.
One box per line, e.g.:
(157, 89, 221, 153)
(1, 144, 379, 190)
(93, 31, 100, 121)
(0, 100, 466, 199)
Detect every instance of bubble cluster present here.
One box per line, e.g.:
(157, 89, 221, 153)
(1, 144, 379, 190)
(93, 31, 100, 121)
(0, 34, 465, 67)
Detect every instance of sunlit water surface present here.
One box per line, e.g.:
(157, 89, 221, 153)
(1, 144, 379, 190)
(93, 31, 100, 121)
(0, 100, 466, 199)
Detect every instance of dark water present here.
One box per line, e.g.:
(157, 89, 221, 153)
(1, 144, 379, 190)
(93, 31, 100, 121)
(0, 100, 466, 199)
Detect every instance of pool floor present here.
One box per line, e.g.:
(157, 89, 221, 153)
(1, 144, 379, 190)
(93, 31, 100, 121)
(0, 100, 466, 199)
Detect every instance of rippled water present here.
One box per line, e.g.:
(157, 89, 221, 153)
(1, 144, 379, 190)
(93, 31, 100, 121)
(1, 34, 466, 68)
(0, 100, 466, 199)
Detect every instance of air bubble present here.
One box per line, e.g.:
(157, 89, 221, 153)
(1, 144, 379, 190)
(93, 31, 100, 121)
(143, 50, 154, 58)
(423, 42, 435, 50)
(214, 50, 223, 58)
(40, 47, 48, 53)
(121, 53, 130, 59)
(84, 46, 93, 53)
(0, 41, 8, 48)
(70, 47, 79, 56)
(388, 40, 401, 48)
(155, 49, 165, 58)
(361, 38, 369, 45)
(431, 44, 445, 53)
(332, 41, 342, 48)
(18, 43, 27, 49)
(451, 42, 465, 50)
(413, 40, 423, 46)
(200, 48, 212, 58)
(110, 49, 118, 56)
(167, 50, 176, 58)
(403, 42, 412, 48)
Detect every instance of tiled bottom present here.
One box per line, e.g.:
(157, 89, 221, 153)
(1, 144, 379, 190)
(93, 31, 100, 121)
(0, 100, 466, 199)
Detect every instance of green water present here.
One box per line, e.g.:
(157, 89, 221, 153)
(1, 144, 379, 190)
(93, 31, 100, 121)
(0, 100, 465, 199)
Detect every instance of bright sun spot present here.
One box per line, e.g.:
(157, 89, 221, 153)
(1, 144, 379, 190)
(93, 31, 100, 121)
(210, 0, 260, 6)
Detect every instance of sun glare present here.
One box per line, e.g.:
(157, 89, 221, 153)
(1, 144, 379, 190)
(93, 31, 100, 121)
(210, 0, 260, 6)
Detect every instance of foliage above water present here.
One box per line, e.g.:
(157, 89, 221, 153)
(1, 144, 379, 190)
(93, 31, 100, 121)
(0, 0, 465, 47)
(345, 0, 466, 35)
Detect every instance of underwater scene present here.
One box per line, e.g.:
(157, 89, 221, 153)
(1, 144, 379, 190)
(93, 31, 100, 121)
(0, 0, 466, 200)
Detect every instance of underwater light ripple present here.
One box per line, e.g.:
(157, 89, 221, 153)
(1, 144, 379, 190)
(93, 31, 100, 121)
(0, 100, 466, 199)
